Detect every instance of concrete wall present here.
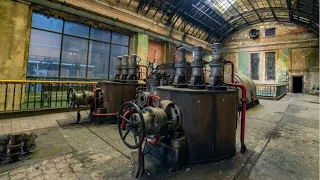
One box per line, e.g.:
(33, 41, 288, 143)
(222, 22, 319, 94)
(0, 0, 31, 110)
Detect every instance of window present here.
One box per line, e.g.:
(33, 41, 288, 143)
(265, 28, 276, 37)
(250, 53, 259, 80)
(265, 52, 276, 80)
(205, 0, 236, 13)
(27, 12, 129, 79)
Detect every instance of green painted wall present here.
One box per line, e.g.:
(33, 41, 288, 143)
(238, 52, 249, 76)
(134, 33, 148, 78)
(134, 33, 148, 63)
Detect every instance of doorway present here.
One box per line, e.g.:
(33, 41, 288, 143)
(292, 76, 303, 93)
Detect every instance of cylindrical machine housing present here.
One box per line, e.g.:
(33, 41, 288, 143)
(136, 91, 151, 108)
(142, 107, 168, 135)
(74, 91, 95, 106)
(189, 46, 206, 89)
(114, 56, 122, 81)
(127, 54, 138, 81)
(173, 47, 188, 88)
(120, 55, 129, 81)
(208, 43, 225, 89)
(156, 86, 237, 164)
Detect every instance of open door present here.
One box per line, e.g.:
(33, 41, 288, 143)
(292, 76, 303, 93)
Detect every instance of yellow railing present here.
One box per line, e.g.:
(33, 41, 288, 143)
(0, 80, 98, 84)
(0, 80, 98, 112)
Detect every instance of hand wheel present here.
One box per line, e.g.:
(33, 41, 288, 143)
(67, 88, 76, 111)
(117, 102, 145, 149)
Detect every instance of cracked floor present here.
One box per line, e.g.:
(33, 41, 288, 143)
(0, 94, 319, 180)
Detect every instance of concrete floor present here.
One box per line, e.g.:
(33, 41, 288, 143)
(0, 94, 318, 180)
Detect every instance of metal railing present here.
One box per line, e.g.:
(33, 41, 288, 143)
(0, 80, 98, 112)
(255, 83, 288, 100)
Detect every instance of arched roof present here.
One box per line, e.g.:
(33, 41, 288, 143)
(131, 0, 318, 43)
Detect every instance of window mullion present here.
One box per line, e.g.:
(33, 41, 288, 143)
(58, 20, 65, 80)
(108, 31, 113, 79)
(86, 27, 92, 79)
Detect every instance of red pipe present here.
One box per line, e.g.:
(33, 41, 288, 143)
(92, 113, 116, 116)
(147, 137, 159, 145)
(138, 65, 149, 79)
(121, 110, 130, 130)
(146, 95, 161, 107)
(226, 60, 235, 83)
(226, 83, 247, 153)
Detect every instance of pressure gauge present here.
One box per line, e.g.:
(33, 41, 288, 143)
(152, 62, 158, 69)
(146, 60, 151, 66)
(136, 56, 141, 62)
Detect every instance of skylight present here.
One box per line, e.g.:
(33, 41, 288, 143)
(205, 0, 236, 14)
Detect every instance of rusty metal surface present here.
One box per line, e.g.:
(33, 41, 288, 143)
(156, 86, 237, 163)
(98, 81, 145, 113)
(213, 92, 237, 160)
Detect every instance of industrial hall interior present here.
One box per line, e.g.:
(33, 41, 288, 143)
(0, 0, 319, 179)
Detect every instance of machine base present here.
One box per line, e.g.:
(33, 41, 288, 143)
(172, 83, 188, 88)
(88, 113, 117, 124)
(206, 86, 227, 90)
(145, 139, 187, 170)
(188, 84, 206, 89)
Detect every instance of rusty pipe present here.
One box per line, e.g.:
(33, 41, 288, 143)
(226, 61, 235, 83)
(226, 83, 247, 153)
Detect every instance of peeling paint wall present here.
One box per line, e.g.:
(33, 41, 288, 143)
(222, 22, 319, 94)
(134, 33, 148, 79)
(291, 48, 319, 93)
(0, 0, 31, 110)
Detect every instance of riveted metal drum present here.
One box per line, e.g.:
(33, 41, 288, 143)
(156, 86, 237, 163)
(98, 81, 145, 113)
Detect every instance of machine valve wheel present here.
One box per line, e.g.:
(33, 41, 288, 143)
(67, 88, 76, 111)
(117, 102, 145, 149)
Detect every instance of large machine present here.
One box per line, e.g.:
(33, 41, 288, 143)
(157, 48, 259, 109)
(117, 43, 248, 178)
(67, 54, 146, 123)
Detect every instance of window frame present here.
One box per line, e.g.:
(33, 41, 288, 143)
(265, 51, 276, 81)
(265, 28, 276, 37)
(250, 52, 260, 80)
(27, 11, 130, 80)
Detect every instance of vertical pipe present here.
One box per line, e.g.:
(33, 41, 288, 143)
(66, 84, 69, 106)
(61, 84, 64, 107)
(12, 84, 16, 110)
(40, 84, 43, 108)
(20, 84, 23, 110)
(4, 84, 8, 111)
(27, 84, 30, 109)
(226, 61, 235, 83)
(226, 83, 247, 153)
(33, 83, 36, 109)
(55, 84, 58, 107)
(49, 84, 52, 107)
